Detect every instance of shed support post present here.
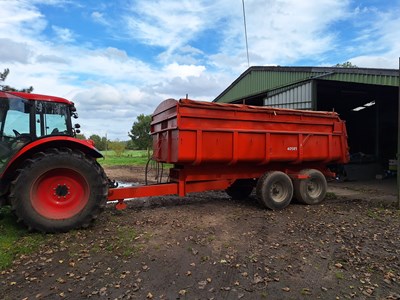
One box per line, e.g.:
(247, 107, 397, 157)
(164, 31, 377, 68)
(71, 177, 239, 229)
(397, 57, 400, 209)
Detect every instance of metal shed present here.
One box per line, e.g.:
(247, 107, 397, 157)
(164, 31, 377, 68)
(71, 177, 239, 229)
(214, 66, 400, 179)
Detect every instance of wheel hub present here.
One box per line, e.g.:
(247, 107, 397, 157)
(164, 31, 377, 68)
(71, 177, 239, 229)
(307, 180, 320, 197)
(272, 184, 282, 195)
(271, 182, 286, 202)
(55, 184, 69, 198)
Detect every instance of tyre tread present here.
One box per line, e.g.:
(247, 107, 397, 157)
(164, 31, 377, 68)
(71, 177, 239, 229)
(256, 171, 293, 210)
(294, 169, 327, 205)
(9, 148, 108, 233)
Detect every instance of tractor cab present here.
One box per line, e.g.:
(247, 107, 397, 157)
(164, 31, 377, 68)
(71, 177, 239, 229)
(0, 91, 76, 172)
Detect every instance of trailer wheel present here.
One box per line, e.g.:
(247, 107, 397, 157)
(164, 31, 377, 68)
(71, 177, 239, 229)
(294, 169, 327, 205)
(226, 179, 254, 200)
(10, 148, 108, 233)
(256, 171, 293, 210)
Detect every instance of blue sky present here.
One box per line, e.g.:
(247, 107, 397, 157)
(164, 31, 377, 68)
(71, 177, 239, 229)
(0, 0, 399, 140)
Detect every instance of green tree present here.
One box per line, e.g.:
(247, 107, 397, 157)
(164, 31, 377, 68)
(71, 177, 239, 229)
(0, 68, 9, 81)
(0, 68, 33, 93)
(126, 139, 135, 150)
(89, 134, 107, 151)
(334, 61, 358, 68)
(89, 134, 101, 148)
(75, 133, 87, 140)
(109, 140, 126, 157)
(129, 114, 152, 150)
(101, 136, 108, 151)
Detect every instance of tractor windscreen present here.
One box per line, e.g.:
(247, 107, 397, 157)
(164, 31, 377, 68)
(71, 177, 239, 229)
(35, 101, 70, 137)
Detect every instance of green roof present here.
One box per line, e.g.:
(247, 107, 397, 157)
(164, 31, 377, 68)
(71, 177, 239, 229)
(214, 66, 399, 103)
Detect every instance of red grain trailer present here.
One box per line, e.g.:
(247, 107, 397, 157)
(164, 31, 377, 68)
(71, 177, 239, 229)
(108, 98, 349, 210)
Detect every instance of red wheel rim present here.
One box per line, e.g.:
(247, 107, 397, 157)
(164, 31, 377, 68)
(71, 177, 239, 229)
(31, 168, 90, 220)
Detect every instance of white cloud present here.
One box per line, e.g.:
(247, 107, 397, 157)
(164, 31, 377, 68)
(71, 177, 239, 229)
(157, 45, 205, 65)
(349, 56, 396, 69)
(71, 84, 158, 139)
(214, 0, 349, 67)
(163, 63, 205, 79)
(0, 1, 47, 40)
(91, 11, 108, 25)
(180, 45, 204, 56)
(346, 7, 400, 69)
(121, 0, 352, 70)
(36, 54, 68, 64)
(0, 38, 32, 63)
(123, 0, 236, 64)
(125, 1, 206, 50)
(149, 73, 230, 100)
(102, 47, 129, 61)
(0, 0, 399, 139)
(52, 25, 75, 42)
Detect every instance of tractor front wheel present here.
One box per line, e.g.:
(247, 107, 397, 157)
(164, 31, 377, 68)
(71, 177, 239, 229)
(10, 148, 108, 232)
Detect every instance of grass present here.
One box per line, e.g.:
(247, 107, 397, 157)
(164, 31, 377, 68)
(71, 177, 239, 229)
(207, 235, 216, 243)
(98, 150, 151, 166)
(300, 288, 312, 295)
(335, 272, 344, 280)
(0, 207, 46, 270)
(261, 291, 268, 298)
(366, 209, 385, 222)
(90, 226, 141, 258)
(325, 192, 337, 200)
(114, 227, 140, 257)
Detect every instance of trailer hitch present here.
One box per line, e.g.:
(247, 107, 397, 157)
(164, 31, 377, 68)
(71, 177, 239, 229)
(115, 199, 127, 210)
(108, 178, 119, 188)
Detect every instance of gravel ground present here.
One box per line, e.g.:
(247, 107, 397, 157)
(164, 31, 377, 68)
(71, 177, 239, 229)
(0, 166, 399, 300)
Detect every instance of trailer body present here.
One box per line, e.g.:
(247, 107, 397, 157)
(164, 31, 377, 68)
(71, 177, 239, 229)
(152, 99, 348, 167)
(108, 98, 349, 207)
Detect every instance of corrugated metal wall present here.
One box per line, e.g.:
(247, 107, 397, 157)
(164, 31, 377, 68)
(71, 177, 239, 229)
(325, 73, 399, 86)
(264, 81, 313, 109)
(216, 67, 399, 103)
(218, 70, 315, 103)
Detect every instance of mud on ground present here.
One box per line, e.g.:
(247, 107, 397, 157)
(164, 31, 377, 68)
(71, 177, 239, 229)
(0, 166, 399, 299)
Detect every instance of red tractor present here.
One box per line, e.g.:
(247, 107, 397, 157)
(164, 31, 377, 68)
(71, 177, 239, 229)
(0, 91, 108, 232)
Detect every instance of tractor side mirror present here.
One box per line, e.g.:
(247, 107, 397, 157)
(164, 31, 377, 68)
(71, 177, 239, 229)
(70, 104, 78, 119)
(74, 124, 81, 134)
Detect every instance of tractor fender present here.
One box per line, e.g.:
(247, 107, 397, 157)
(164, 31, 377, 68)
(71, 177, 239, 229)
(1, 137, 103, 180)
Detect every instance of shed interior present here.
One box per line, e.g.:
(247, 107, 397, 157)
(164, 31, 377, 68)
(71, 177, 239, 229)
(316, 80, 398, 173)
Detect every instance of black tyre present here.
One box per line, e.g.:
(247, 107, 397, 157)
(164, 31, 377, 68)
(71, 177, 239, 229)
(256, 171, 293, 210)
(226, 179, 254, 200)
(294, 169, 327, 205)
(10, 148, 108, 233)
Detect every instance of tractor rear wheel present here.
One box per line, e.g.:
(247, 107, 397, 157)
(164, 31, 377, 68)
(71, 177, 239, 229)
(10, 148, 108, 233)
(226, 179, 254, 200)
(256, 171, 293, 210)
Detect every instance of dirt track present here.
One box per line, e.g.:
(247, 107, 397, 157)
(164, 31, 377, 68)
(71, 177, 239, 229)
(0, 166, 399, 299)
